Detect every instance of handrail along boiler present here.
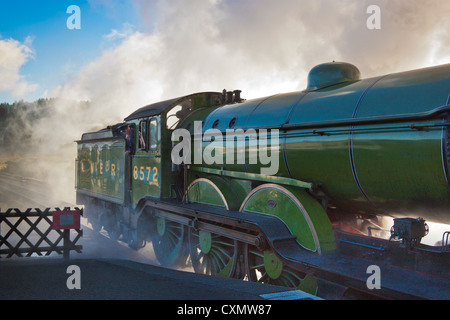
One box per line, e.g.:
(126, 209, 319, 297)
(76, 62, 450, 299)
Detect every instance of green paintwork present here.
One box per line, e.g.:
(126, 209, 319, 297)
(190, 166, 313, 190)
(76, 138, 126, 205)
(307, 62, 361, 91)
(151, 218, 187, 268)
(353, 124, 448, 203)
(192, 63, 450, 224)
(189, 226, 236, 278)
(77, 91, 225, 214)
(161, 93, 223, 199)
(130, 115, 162, 207)
(245, 246, 318, 293)
(241, 185, 336, 254)
(261, 248, 317, 294)
(187, 178, 239, 278)
(187, 176, 247, 211)
(263, 250, 283, 279)
(187, 178, 227, 208)
(199, 231, 212, 254)
(216, 255, 234, 278)
(241, 184, 334, 293)
(285, 132, 361, 201)
(156, 217, 165, 237)
(131, 154, 161, 206)
(298, 274, 318, 295)
(76, 116, 163, 208)
(251, 188, 320, 252)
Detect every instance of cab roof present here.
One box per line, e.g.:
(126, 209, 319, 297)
(124, 92, 222, 121)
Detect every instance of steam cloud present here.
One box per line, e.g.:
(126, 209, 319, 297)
(5, 0, 450, 207)
(54, 0, 450, 110)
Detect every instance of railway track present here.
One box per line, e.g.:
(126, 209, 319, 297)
(0, 172, 73, 209)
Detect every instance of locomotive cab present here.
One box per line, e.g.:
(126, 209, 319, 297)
(123, 92, 224, 207)
(75, 92, 223, 234)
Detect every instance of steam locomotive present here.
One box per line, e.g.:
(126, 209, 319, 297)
(76, 62, 450, 299)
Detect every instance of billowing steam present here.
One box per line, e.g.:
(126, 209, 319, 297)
(3, 0, 450, 221)
(53, 0, 450, 108)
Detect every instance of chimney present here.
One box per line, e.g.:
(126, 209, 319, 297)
(233, 90, 242, 103)
(227, 91, 234, 104)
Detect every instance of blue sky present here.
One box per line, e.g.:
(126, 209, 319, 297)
(0, 0, 144, 102)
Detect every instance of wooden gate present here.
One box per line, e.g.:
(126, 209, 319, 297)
(0, 207, 83, 258)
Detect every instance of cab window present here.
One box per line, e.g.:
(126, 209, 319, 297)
(166, 100, 192, 130)
(139, 120, 148, 151)
(149, 118, 158, 150)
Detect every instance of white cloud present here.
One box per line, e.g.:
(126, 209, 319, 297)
(0, 37, 37, 97)
(104, 23, 136, 41)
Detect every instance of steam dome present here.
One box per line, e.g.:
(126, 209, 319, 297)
(307, 62, 361, 91)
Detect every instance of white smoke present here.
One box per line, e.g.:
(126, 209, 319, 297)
(53, 0, 450, 110)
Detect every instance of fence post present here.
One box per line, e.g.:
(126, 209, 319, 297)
(63, 229, 70, 259)
(53, 209, 82, 259)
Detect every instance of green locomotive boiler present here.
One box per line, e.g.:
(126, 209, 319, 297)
(76, 62, 450, 299)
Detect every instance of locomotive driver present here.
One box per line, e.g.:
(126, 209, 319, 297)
(121, 125, 135, 156)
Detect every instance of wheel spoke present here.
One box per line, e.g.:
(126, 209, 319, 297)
(150, 215, 188, 268)
(189, 227, 239, 278)
(211, 244, 232, 260)
(213, 240, 234, 247)
(280, 273, 297, 287)
(284, 268, 303, 282)
(209, 254, 220, 273)
(168, 228, 181, 239)
(210, 247, 228, 268)
(250, 250, 264, 258)
(245, 243, 318, 294)
(250, 263, 264, 270)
